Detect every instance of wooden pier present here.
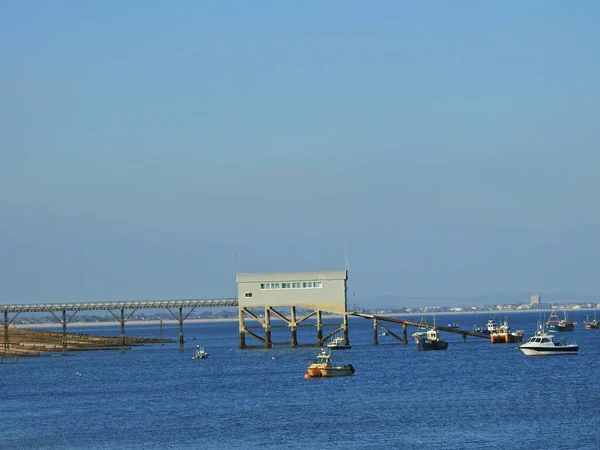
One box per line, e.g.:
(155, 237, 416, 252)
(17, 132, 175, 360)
(1, 295, 493, 356)
(350, 312, 490, 344)
(1, 299, 237, 356)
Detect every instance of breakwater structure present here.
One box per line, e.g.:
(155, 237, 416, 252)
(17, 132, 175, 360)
(0, 328, 173, 360)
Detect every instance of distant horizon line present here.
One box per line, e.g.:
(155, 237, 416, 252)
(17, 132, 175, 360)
(356, 291, 600, 301)
(2, 291, 600, 308)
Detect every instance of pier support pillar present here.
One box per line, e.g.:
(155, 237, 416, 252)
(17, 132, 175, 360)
(120, 308, 126, 349)
(343, 314, 349, 346)
(402, 323, 407, 344)
(3, 311, 8, 350)
(178, 307, 185, 350)
(316, 311, 323, 346)
(238, 311, 246, 349)
(462, 333, 467, 343)
(62, 309, 67, 356)
(264, 306, 272, 348)
(373, 319, 379, 345)
(290, 306, 298, 348)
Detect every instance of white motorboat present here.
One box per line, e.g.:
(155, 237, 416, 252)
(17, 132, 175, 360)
(192, 346, 209, 359)
(326, 335, 351, 350)
(518, 330, 578, 356)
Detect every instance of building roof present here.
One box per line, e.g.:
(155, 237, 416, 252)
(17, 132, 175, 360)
(237, 270, 347, 283)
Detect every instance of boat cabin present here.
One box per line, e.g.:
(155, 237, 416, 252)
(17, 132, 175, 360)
(426, 329, 439, 341)
(314, 353, 332, 365)
(526, 336, 552, 344)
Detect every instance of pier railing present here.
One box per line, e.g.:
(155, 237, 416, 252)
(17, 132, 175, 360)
(350, 312, 491, 342)
(1, 298, 239, 313)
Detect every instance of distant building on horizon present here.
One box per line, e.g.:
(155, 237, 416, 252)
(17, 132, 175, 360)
(530, 295, 541, 305)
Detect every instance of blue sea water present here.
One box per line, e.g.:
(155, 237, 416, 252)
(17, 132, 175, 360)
(1, 311, 599, 450)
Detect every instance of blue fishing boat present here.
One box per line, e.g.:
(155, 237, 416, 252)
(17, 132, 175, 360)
(473, 315, 498, 336)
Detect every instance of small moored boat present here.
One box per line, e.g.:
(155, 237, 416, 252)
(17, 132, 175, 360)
(412, 317, 429, 343)
(415, 328, 448, 351)
(192, 346, 209, 359)
(306, 350, 355, 377)
(584, 314, 599, 330)
(326, 334, 351, 350)
(545, 307, 575, 332)
(519, 330, 578, 356)
(490, 317, 525, 344)
(473, 315, 499, 336)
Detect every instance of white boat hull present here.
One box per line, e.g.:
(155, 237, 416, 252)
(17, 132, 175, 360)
(327, 343, 352, 350)
(327, 336, 351, 350)
(519, 345, 578, 356)
(519, 330, 578, 356)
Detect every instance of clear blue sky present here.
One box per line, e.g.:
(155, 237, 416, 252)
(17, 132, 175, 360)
(1, 1, 599, 305)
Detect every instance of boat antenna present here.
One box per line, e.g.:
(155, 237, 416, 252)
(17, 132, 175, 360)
(344, 242, 349, 273)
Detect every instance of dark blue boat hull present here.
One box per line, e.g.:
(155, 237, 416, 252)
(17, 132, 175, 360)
(547, 325, 574, 332)
(417, 339, 448, 351)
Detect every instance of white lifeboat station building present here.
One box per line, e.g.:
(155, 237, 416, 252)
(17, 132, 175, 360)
(236, 270, 349, 348)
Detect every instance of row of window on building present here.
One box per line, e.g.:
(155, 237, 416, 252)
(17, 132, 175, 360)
(260, 281, 323, 290)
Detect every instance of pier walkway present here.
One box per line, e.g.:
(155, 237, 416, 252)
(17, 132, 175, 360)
(2, 298, 238, 354)
(350, 312, 490, 343)
(2, 298, 492, 354)
(1, 299, 238, 313)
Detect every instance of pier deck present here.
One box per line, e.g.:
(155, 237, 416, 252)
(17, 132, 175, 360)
(350, 312, 491, 341)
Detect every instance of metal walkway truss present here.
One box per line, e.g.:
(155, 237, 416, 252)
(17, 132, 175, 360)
(2, 298, 239, 355)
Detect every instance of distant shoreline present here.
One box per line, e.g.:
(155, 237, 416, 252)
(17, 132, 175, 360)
(387, 308, 598, 316)
(14, 308, 597, 329)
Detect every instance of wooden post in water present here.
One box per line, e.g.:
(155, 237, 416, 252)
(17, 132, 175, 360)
(264, 306, 272, 348)
(343, 313, 349, 346)
(316, 311, 323, 346)
(62, 309, 67, 356)
(373, 318, 379, 345)
(402, 323, 407, 344)
(178, 307, 184, 350)
(3, 311, 8, 351)
(238, 310, 246, 349)
(120, 308, 126, 350)
(462, 332, 467, 343)
(160, 319, 164, 345)
(290, 306, 297, 348)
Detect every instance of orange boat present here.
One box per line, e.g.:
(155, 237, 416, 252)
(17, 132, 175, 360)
(490, 321, 524, 344)
(307, 350, 354, 377)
